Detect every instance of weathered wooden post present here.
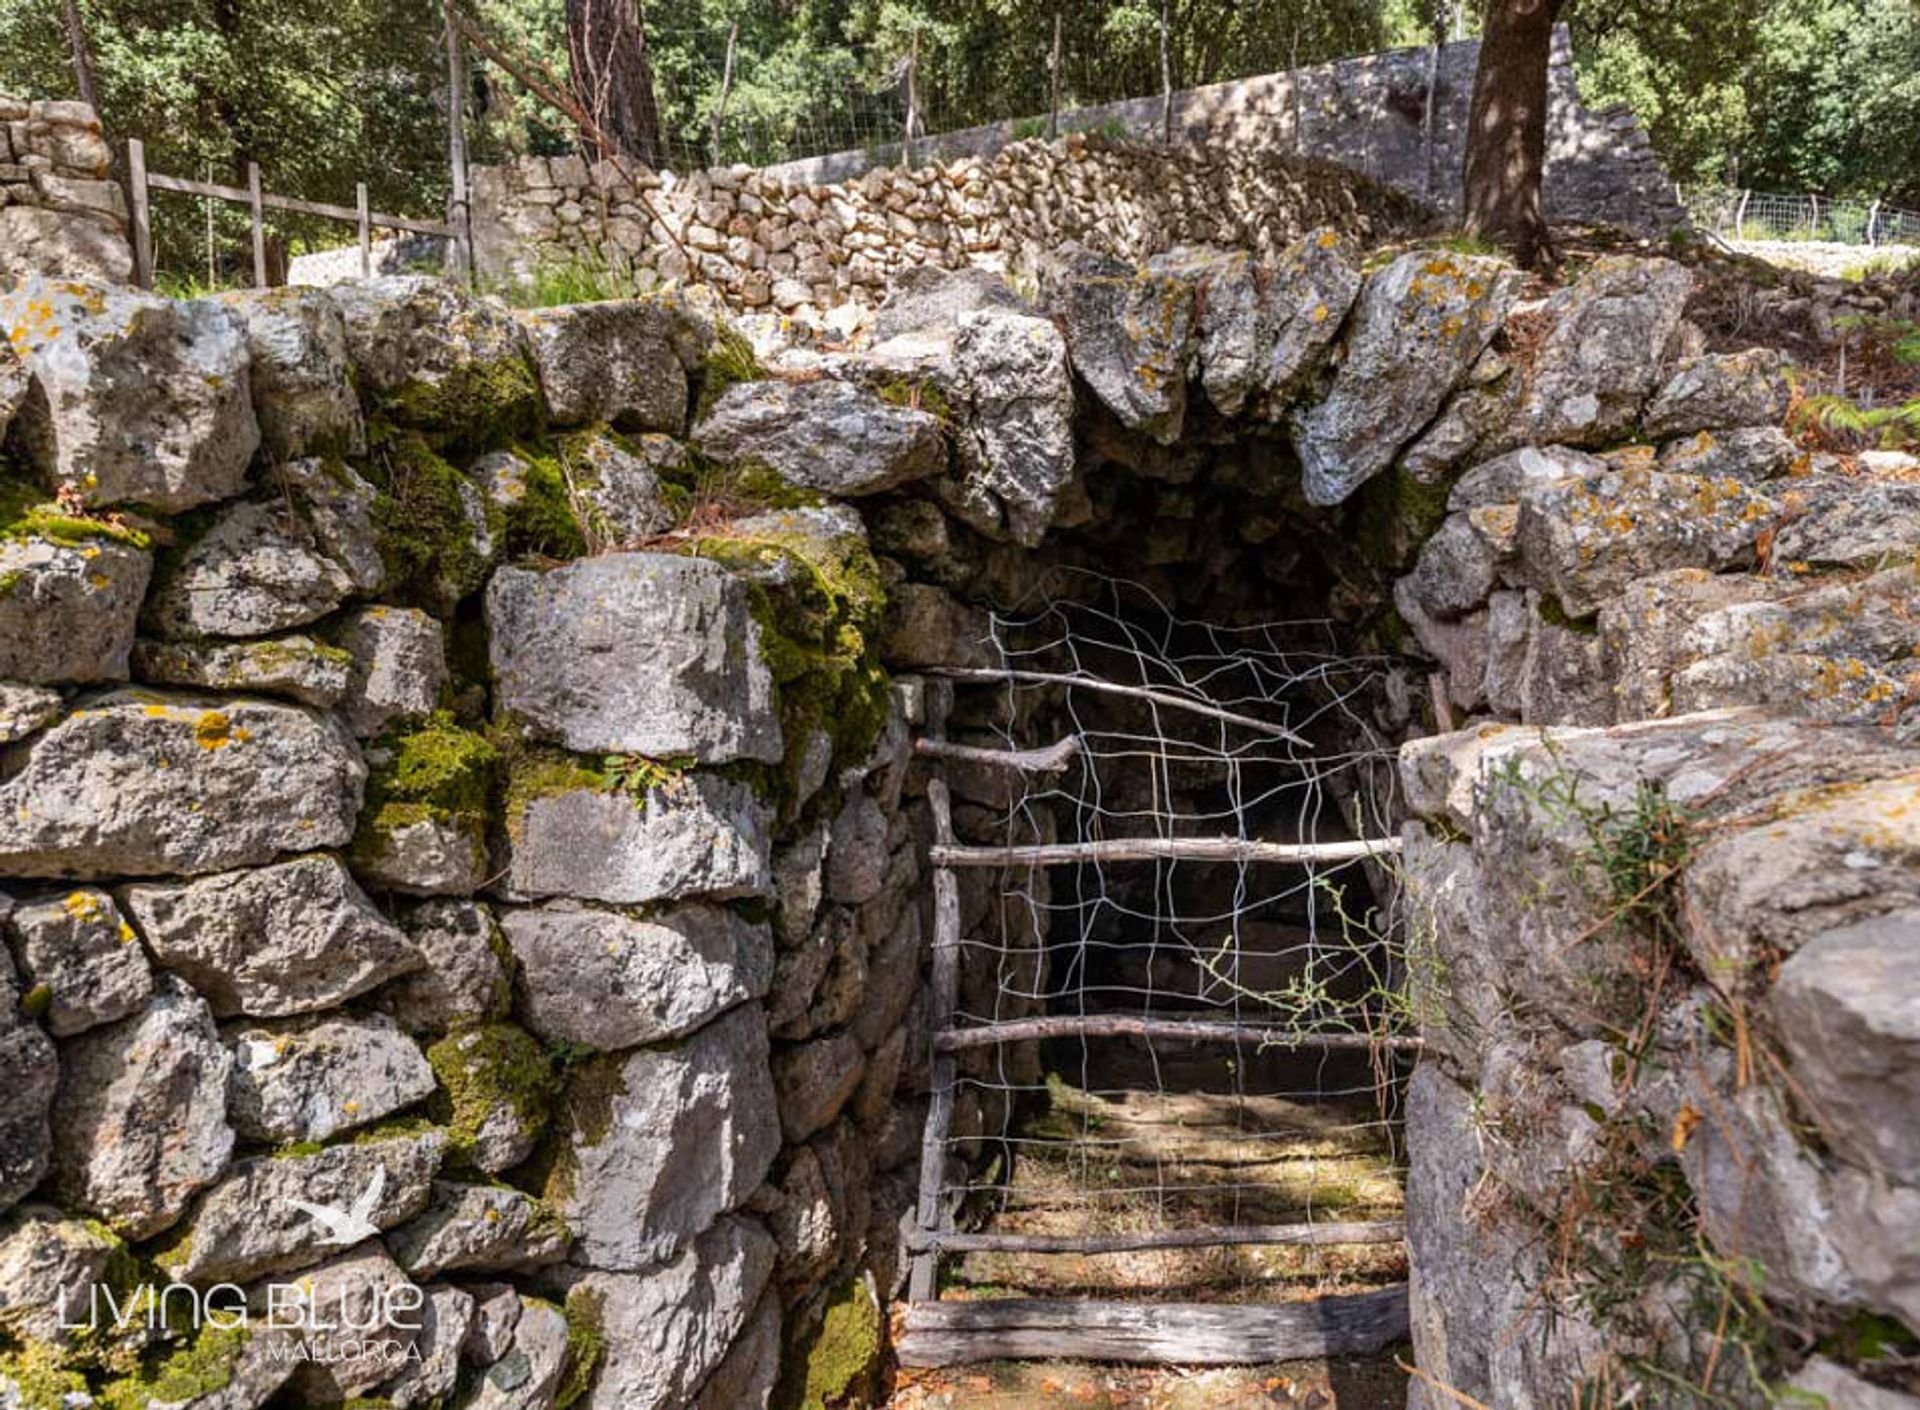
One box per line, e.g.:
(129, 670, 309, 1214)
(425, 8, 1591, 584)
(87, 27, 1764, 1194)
(904, 26, 921, 166)
(356, 182, 372, 277)
(246, 161, 266, 287)
(126, 138, 153, 290)
(1048, 10, 1063, 141)
(710, 21, 738, 168)
(1159, 0, 1173, 142)
(443, 0, 474, 284)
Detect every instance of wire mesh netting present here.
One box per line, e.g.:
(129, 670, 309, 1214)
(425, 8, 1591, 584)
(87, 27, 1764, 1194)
(1684, 186, 1920, 248)
(929, 577, 1413, 1306)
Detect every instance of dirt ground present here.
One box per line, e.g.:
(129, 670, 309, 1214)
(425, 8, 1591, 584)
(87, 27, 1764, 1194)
(885, 1352, 1412, 1408)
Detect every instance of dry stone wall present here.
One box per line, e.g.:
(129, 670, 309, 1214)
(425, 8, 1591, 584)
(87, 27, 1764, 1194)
(1, 180, 1917, 1409)
(0, 96, 132, 286)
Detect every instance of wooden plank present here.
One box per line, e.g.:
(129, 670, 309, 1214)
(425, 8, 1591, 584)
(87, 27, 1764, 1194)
(912, 735, 1079, 774)
(935, 1015, 1422, 1054)
(927, 666, 1309, 745)
(911, 1219, 1405, 1255)
(126, 138, 153, 290)
(929, 835, 1401, 869)
(896, 1287, 1411, 1367)
(908, 679, 960, 1303)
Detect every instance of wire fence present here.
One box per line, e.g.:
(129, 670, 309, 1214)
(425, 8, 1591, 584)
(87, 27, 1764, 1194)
(1683, 185, 1920, 248)
(921, 576, 1413, 1307)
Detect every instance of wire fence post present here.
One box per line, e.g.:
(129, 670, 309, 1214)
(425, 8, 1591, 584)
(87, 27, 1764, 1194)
(1734, 187, 1752, 240)
(246, 161, 266, 287)
(125, 137, 152, 290)
(1868, 198, 1882, 248)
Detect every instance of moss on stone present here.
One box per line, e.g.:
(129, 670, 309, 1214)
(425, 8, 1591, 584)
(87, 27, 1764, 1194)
(20, 982, 51, 1018)
(678, 516, 890, 819)
(494, 441, 591, 563)
(426, 1022, 557, 1171)
(1351, 463, 1458, 574)
(95, 1323, 249, 1410)
(535, 1051, 630, 1208)
(381, 348, 542, 454)
(353, 711, 499, 864)
(873, 374, 955, 424)
(0, 464, 152, 551)
(773, 1275, 882, 1410)
(1537, 593, 1601, 636)
(363, 429, 488, 609)
(0, 1342, 88, 1410)
(691, 324, 764, 424)
(556, 1287, 606, 1409)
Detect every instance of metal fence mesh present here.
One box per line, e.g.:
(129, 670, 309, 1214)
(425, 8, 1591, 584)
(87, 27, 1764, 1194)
(1684, 185, 1920, 248)
(928, 576, 1412, 1305)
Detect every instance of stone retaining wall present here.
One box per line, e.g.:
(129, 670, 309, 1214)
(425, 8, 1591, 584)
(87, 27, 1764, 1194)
(0, 95, 132, 286)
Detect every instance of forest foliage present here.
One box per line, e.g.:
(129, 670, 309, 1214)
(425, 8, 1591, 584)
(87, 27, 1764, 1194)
(0, 0, 1914, 271)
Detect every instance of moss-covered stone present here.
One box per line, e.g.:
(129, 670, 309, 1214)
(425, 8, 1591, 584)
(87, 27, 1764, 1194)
(491, 440, 591, 563)
(95, 1323, 250, 1410)
(363, 427, 490, 609)
(0, 462, 152, 551)
(556, 1286, 606, 1409)
(773, 1275, 882, 1410)
(691, 324, 764, 424)
(353, 711, 499, 866)
(533, 1051, 630, 1208)
(426, 1021, 557, 1171)
(0, 1342, 88, 1410)
(677, 515, 890, 820)
(381, 348, 543, 454)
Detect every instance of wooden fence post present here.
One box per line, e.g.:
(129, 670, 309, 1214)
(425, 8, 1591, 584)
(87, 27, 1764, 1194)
(1048, 10, 1063, 141)
(908, 679, 960, 1303)
(904, 27, 921, 166)
(356, 182, 372, 277)
(1159, 0, 1173, 142)
(126, 137, 153, 290)
(246, 161, 266, 287)
(1868, 199, 1882, 248)
(1734, 187, 1752, 240)
(443, 0, 473, 284)
(710, 21, 738, 168)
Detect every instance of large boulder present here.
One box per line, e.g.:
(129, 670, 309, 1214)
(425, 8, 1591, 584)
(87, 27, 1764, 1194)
(381, 899, 510, 1037)
(0, 691, 364, 880)
(0, 942, 56, 1214)
(48, 978, 234, 1238)
(329, 275, 540, 444)
(0, 534, 150, 684)
(693, 377, 945, 496)
(952, 305, 1075, 546)
(162, 1127, 445, 1283)
(226, 1011, 435, 1143)
(503, 774, 771, 906)
(519, 298, 690, 432)
(271, 1244, 423, 1402)
(0, 206, 133, 287)
(0, 277, 258, 511)
(504, 900, 772, 1051)
(3, 887, 152, 1036)
(385, 1181, 568, 1279)
(552, 1005, 779, 1270)
(488, 553, 781, 762)
(326, 605, 448, 739)
(216, 286, 366, 460)
(142, 456, 385, 639)
(1513, 470, 1777, 616)
(1045, 246, 1193, 444)
(1293, 250, 1517, 505)
(129, 634, 353, 709)
(1643, 347, 1793, 440)
(1521, 257, 1694, 447)
(1774, 910, 1920, 1187)
(571, 1216, 777, 1410)
(122, 855, 420, 1018)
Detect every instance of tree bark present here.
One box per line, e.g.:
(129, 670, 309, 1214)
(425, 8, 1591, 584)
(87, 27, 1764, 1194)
(58, 0, 100, 114)
(565, 0, 664, 169)
(1462, 0, 1567, 268)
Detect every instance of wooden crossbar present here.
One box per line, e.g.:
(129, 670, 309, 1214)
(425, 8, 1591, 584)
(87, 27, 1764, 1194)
(144, 171, 454, 236)
(926, 666, 1310, 746)
(896, 1287, 1411, 1367)
(929, 835, 1401, 868)
(910, 1219, 1406, 1255)
(934, 1014, 1423, 1052)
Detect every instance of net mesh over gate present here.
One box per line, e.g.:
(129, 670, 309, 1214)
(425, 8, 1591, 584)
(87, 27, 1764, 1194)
(902, 576, 1419, 1361)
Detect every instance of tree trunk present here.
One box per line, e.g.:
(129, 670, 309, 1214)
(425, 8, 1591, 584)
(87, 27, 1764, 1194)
(1462, 0, 1566, 268)
(565, 0, 664, 169)
(59, 0, 100, 113)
